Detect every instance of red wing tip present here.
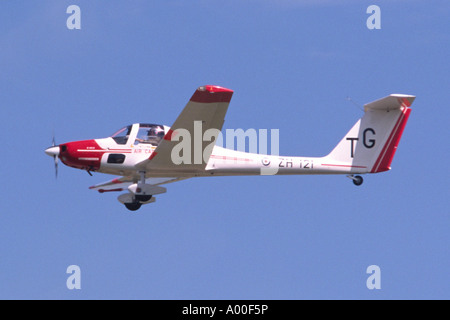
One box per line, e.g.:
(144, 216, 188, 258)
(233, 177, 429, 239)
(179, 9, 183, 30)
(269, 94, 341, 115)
(198, 85, 233, 93)
(191, 85, 234, 103)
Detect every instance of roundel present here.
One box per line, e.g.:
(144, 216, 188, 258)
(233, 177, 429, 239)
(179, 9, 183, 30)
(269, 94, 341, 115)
(262, 158, 271, 166)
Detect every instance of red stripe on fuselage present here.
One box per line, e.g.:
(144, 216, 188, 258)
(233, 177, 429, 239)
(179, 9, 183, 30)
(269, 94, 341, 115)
(210, 155, 252, 162)
(321, 164, 367, 168)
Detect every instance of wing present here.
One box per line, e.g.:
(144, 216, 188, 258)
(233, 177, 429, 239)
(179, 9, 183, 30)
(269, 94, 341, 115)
(89, 176, 189, 193)
(137, 85, 233, 173)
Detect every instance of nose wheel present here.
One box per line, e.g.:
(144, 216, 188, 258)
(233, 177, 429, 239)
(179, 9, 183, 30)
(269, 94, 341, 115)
(347, 175, 363, 186)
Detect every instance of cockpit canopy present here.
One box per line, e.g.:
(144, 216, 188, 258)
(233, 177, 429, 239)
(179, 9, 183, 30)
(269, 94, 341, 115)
(110, 125, 132, 145)
(110, 123, 165, 146)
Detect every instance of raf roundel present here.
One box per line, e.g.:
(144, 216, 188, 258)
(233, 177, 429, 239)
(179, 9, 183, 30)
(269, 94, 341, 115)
(262, 158, 271, 166)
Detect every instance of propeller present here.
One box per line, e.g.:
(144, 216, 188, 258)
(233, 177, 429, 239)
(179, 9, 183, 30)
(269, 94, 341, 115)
(52, 135, 58, 178)
(45, 134, 60, 178)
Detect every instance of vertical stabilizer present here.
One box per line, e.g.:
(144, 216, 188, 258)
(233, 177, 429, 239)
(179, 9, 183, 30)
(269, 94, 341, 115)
(324, 94, 414, 173)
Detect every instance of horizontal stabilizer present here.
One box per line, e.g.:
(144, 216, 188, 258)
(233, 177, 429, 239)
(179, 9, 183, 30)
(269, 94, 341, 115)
(364, 94, 415, 112)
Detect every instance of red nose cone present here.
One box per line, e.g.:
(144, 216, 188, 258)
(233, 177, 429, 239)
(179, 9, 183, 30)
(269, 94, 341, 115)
(59, 140, 102, 171)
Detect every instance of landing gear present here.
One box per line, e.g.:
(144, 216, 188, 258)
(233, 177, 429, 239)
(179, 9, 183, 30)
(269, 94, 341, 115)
(123, 196, 156, 211)
(353, 175, 363, 186)
(135, 194, 152, 202)
(123, 195, 152, 211)
(118, 171, 165, 211)
(119, 193, 156, 212)
(124, 201, 142, 211)
(347, 174, 364, 186)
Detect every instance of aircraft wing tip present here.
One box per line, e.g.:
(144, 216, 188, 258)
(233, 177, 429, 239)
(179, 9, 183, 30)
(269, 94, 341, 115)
(190, 85, 234, 103)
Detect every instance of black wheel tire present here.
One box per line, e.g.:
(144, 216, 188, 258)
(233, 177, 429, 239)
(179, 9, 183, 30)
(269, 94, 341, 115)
(125, 202, 142, 211)
(135, 194, 152, 202)
(353, 175, 363, 186)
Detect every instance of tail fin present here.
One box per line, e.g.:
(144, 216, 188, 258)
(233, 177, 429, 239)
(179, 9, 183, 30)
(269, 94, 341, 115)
(324, 94, 415, 173)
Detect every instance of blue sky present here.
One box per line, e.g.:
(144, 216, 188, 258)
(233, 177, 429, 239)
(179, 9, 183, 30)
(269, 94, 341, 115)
(0, 0, 449, 299)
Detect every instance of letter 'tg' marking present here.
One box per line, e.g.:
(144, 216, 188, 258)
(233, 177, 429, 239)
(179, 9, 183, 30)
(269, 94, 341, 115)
(346, 137, 358, 158)
(363, 128, 376, 148)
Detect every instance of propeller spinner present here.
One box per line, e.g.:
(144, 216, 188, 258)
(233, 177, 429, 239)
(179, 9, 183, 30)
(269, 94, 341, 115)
(45, 137, 59, 178)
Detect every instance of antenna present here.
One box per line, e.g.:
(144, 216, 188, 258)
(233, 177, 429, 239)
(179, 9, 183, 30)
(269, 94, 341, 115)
(346, 96, 364, 112)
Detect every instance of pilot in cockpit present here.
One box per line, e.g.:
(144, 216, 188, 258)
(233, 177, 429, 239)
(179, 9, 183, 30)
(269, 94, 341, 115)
(135, 126, 165, 146)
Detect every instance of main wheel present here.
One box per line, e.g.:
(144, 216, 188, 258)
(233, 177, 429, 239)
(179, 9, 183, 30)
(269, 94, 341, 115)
(135, 194, 152, 202)
(124, 202, 142, 211)
(353, 175, 363, 186)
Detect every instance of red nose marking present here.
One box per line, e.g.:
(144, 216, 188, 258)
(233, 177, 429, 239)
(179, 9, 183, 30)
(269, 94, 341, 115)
(59, 140, 102, 171)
